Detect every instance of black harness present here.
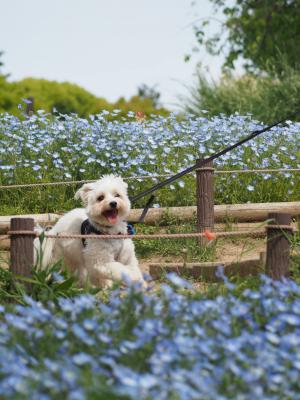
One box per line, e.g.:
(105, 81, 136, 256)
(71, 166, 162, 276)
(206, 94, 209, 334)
(81, 219, 135, 247)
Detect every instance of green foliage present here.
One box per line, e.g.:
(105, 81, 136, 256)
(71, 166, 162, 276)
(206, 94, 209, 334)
(12, 78, 111, 117)
(185, 65, 300, 123)
(289, 219, 300, 279)
(0, 78, 168, 118)
(112, 95, 168, 118)
(190, 0, 300, 73)
(135, 221, 215, 261)
(0, 78, 16, 112)
(137, 84, 161, 109)
(0, 261, 99, 305)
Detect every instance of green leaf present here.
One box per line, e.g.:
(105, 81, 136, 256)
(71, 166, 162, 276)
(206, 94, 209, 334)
(54, 277, 75, 292)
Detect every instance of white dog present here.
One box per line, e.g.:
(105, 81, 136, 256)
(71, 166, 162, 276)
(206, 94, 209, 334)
(34, 175, 146, 288)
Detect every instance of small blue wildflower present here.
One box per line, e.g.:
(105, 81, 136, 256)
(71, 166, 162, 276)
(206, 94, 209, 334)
(72, 353, 93, 366)
(166, 272, 193, 289)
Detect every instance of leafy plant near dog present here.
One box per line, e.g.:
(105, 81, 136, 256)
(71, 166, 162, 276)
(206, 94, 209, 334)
(289, 219, 300, 278)
(1, 274, 300, 398)
(0, 111, 299, 215)
(0, 261, 98, 305)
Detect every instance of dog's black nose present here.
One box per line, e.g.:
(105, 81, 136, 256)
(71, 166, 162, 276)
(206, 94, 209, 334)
(110, 201, 117, 209)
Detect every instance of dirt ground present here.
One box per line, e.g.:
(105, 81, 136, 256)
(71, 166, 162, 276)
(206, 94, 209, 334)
(0, 236, 267, 273)
(139, 236, 267, 272)
(215, 237, 266, 263)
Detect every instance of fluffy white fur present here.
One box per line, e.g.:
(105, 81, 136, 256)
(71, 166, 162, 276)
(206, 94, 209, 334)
(34, 175, 146, 288)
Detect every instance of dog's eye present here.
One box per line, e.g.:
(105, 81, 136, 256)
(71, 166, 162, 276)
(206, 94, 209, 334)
(97, 195, 104, 202)
(115, 193, 121, 198)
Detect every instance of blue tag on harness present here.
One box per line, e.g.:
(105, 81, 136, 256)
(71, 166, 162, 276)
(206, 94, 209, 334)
(127, 223, 135, 235)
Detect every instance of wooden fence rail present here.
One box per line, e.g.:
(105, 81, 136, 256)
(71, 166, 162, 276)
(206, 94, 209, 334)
(1, 202, 300, 234)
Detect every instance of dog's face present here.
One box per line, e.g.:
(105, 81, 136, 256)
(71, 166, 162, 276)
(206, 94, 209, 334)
(75, 175, 130, 226)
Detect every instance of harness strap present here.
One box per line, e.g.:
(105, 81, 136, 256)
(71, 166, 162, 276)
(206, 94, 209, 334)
(81, 219, 135, 247)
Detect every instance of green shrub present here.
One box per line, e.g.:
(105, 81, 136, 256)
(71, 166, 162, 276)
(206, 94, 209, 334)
(185, 65, 300, 123)
(0, 78, 168, 118)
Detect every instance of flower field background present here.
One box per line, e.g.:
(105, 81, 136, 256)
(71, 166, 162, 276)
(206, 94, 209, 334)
(0, 110, 299, 215)
(0, 110, 300, 399)
(1, 273, 300, 399)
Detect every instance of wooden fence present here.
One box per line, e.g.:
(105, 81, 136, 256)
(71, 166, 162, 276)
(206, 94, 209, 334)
(7, 213, 294, 283)
(0, 159, 298, 283)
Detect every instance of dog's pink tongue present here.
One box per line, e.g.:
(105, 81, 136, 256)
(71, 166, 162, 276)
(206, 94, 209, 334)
(105, 210, 118, 224)
(107, 214, 118, 224)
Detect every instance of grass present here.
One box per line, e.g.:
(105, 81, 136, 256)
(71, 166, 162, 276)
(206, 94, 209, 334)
(289, 219, 300, 278)
(1, 171, 299, 216)
(0, 212, 297, 309)
(0, 259, 101, 305)
(135, 222, 216, 261)
(1, 216, 297, 304)
(184, 64, 300, 124)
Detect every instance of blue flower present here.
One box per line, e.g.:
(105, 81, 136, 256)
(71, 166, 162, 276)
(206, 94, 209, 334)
(166, 272, 193, 289)
(72, 353, 93, 366)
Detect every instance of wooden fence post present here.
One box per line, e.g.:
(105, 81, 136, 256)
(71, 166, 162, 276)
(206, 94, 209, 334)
(196, 159, 214, 245)
(10, 218, 35, 278)
(266, 213, 291, 279)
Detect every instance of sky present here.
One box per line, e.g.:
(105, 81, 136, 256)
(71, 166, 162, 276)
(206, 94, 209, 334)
(1, 0, 229, 109)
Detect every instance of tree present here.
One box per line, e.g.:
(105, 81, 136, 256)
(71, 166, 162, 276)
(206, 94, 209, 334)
(190, 0, 300, 74)
(0, 52, 169, 117)
(137, 84, 161, 109)
(0, 77, 169, 117)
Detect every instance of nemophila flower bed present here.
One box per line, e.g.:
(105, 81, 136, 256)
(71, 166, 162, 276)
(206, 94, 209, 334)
(0, 111, 299, 214)
(1, 274, 300, 399)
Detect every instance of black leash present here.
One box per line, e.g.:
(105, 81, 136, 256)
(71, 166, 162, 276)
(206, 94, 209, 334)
(131, 110, 300, 204)
(137, 195, 156, 222)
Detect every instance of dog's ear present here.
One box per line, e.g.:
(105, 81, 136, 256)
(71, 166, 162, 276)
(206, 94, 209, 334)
(75, 183, 94, 204)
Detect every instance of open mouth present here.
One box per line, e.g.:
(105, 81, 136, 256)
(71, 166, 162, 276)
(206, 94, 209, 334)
(103, 209, 119, 224)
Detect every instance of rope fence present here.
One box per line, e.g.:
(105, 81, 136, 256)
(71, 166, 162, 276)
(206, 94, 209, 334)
(0, 224, 295, 242)
(4, 228, 268, 240)
(0, 155, 298, 282)
(4, 213, 295, 282)
(0, 168, 299, 190)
